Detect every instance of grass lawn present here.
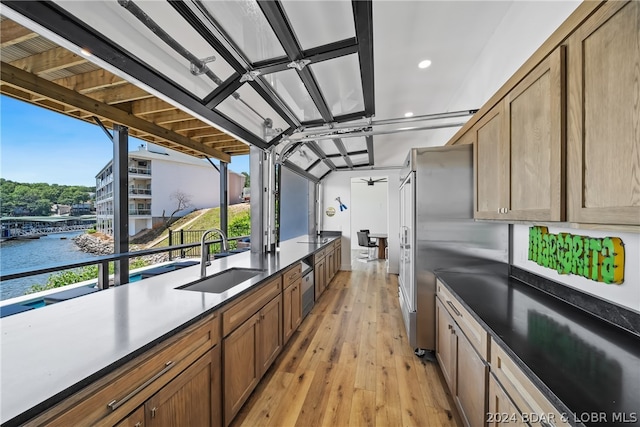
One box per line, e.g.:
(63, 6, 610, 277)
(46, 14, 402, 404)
(152, 203, 250, 247)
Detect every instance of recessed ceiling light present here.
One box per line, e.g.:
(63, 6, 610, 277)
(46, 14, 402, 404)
(404, 112, 414, 118)
(80, 48, 92, 57)
(418, 59, 432, 69)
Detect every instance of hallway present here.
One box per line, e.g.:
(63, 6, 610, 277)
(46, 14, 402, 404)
(232, 259, 461, 426)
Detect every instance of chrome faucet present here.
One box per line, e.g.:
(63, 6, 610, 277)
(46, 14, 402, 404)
(200, 228, 229, 278)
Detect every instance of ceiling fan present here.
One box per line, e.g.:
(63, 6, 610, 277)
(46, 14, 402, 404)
(358, 177, 388, 186)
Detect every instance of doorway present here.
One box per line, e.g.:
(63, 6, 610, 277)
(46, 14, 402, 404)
(350, 176, 389, 265)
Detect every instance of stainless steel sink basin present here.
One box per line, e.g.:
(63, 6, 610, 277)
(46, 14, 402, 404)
(177, 268, 263, 294)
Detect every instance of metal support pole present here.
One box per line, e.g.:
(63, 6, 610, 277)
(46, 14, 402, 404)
(113, 124, 129, 286)
(220, 161, 229, 239)
(97, 260, 109, 290)
(249, 146, 264, 253)
(264, 147, 277, 253)
(180, 229, 185, 258)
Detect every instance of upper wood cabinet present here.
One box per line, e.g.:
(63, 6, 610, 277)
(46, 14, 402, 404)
(474, 103, 508, 219)
(505, 47, 565, 221)
(474, 47, 565, 221)
(566, 0, 640, 225)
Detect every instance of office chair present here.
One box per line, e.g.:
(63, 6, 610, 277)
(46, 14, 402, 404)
(357, 231, 378, 262)
(360, 229, 378, 247)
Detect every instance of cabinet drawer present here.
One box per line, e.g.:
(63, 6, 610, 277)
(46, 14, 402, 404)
(26, 313, 219, 427)
(222, 276, 282, 337)
(437, 280, 489, 360)
(314, 248, 326, 261)
(491, 342, 569, 427)
(283, 263, 302, 289)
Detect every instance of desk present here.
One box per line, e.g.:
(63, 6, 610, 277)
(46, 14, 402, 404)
(369, 233, 387, 259)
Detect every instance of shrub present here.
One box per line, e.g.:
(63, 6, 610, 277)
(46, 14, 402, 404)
(25, 258, 148, 294)
(228, 211, 250, 238)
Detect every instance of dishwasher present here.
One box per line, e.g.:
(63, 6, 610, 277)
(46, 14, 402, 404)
(301, 257, 314, 318)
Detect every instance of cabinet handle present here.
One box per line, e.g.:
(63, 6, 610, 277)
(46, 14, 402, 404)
(447, 324, 452, 330)
(107, 361, 175, 411)
(150, 407, 157, 418)
(446, 300, 461, 317)
(135, 423, 142, 427)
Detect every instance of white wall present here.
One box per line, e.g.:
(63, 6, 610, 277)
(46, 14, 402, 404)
(151, 158, 220, 217)
(350, 178, 388, 250)
(322, 170, 400, 274)
(228, 172, 246, 206)
(512, 225, 640, 313)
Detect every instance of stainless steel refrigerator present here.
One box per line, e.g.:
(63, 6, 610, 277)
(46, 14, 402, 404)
(398, 145, 508, 356)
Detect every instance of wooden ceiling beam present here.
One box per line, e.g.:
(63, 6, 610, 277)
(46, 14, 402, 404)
(208, 141, 248, 149)
(0, 19, 39, 48)
(170, 119, 210, 132)
(9, 46, 88, 75)
(147, 109, 194, 124)
(186, 127, 229, 139)
(0, 83, 33, 102)
(84, 83, 151, 105)
(1, 62, 230, 162)
(224, 147, 250, 155)
(199, 134, 241, 144)
(131, 98, 176, 116)
(51, 69, 126, 93)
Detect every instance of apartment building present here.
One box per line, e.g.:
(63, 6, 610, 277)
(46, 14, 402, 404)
(95, 144, 245, 236)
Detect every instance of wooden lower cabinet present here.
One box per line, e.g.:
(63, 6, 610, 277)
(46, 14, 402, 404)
(436, 297, 488, 427)
(455, 325, 489, 427)
(326, 249, 335, 282)
(259, 295, 282, 373)
(487, 374, 527, 427)
(115, 346, 221, 427)
(283, 277, 302, 344)
(223, 313, 260, 426)
(145, 346, 221, 427)
(115, 407, 145, 427)
(314, 257, 325, 300)
(436, 298, 456, 389)
(223, 295, 282, 426)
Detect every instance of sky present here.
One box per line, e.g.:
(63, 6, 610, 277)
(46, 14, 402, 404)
(0, 95, 250, 187)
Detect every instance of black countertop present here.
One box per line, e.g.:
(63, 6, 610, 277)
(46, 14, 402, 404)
(0, 234, 338, 426)
(435, 264, 640, 426)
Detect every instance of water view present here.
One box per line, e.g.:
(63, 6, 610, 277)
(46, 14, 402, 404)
(0, 231, 93, 300)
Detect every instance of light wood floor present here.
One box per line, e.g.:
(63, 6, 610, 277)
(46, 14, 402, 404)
(231, 258, 461, 427)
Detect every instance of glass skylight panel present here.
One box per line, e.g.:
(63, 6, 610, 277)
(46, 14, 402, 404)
(286, 146, 319, 170)
(331, 157, 347, 168)
(281, 0, 355, 50)
(316, 139, 341, 156)
(55, 1, 234, 99)
(264, 70, 322, 122)
(309, 161, 330, 178)
(349, 153, 370, 166)
(216, 84, 289, 142)
(343, 136, 367, 153)
(199, 0, 286, 63)
(311, 54, 364, 116)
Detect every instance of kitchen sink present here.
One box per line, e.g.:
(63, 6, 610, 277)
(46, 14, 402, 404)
(176, 268, 264, 294)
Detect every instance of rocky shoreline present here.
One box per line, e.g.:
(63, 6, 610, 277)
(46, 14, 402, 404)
(72, 233, 169, 264)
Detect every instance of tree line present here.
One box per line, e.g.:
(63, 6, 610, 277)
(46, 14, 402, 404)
(0, 179, 95, 216)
